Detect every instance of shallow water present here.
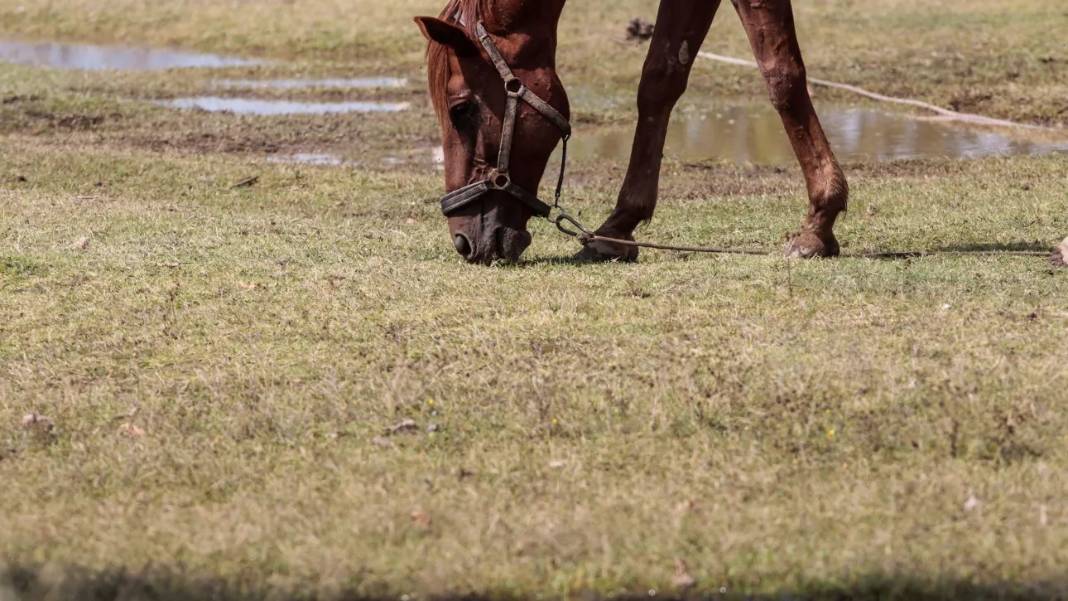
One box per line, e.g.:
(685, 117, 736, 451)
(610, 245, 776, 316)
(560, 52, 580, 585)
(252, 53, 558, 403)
(267, 153, 344, 166)
(214, 77, 407, 90)
(570, 104, 1068, 165)
(158, 97, 410, 116)
(0, 39, 261, 70)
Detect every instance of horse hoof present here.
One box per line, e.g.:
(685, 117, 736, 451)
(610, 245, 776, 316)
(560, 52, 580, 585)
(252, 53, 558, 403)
(573, 237, 639, 263)
(784, 231, 840, 259)
(1051, 237, 1068, 268)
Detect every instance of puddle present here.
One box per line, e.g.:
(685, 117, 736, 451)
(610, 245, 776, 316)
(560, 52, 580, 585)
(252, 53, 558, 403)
(0, 39, 262, 71)
(268, 153, 344, 166)
(569, 104, 1068, 165)
(158, 96, 410, 115)
(214, 77, 407, 90)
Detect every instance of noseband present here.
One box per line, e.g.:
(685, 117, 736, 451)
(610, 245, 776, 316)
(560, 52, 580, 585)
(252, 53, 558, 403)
(438, 20, 572, 219)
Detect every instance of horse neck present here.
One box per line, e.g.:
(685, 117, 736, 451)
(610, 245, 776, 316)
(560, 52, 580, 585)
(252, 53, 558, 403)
(489, 0, 567, 72)
(478, 0, 567, 37)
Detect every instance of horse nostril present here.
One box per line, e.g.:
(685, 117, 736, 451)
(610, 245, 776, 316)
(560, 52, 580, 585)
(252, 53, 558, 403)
(453, 233, 473, 258)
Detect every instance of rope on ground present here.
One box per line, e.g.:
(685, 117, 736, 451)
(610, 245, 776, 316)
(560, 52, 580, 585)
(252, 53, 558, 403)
(555, 217, 1054, 261)
(696, 51, 1050, 131)
(583, 234, 1051, 259)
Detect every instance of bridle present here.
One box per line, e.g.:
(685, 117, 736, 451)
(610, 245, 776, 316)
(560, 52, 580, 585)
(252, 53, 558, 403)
(438, 18, 572, 221)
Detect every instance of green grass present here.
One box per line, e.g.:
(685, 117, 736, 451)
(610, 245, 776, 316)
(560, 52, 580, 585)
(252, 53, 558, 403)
(1, 0, 1068, 599)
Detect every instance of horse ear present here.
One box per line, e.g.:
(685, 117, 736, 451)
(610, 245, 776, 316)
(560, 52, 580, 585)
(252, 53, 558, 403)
(415, 17, 480, 57)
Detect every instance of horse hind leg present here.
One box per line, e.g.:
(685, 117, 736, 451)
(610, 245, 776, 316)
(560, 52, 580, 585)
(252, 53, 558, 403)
(733, 0, 848, 258)
(578, 0, 722, 262)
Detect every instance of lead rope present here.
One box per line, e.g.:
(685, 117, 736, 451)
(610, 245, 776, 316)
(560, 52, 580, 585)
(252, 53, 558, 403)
(553, 134, 568, 208)
(546, 168, 1047, 259)
(552, 218, 1049, 259)
(547, 133, 589, 237)
(546, 137, 772, 256)
(546, 136, 771, 255)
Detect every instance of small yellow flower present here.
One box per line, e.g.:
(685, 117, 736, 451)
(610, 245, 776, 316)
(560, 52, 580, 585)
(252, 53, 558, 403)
(427, 398, 435, 406)
(826, 427, 836, 440)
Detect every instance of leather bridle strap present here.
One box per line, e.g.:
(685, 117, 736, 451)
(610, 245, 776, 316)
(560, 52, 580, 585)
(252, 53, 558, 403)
(440, 180, 491, 215)
(438, 21, 571, 219)
(440, 173, 554, 217)
(475, 23, 571, 136)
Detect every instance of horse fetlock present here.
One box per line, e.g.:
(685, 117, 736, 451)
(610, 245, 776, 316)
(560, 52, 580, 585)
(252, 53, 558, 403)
(802, 206, 843, 244)
(795, 182, 845, 259)
(809, 166, 848, 214)
(604, 205, 652, 234)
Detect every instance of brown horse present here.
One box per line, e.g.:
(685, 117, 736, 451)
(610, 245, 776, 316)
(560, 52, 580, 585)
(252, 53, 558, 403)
(416, 0, 845, 263)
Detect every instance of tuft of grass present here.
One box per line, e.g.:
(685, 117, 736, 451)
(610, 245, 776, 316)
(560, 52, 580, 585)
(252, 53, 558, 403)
(0, 256, 43, 278)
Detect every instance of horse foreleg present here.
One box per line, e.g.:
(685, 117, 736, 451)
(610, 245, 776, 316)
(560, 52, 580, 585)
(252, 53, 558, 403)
(578, 0, 722, 262)
(733, 0, 848, 258)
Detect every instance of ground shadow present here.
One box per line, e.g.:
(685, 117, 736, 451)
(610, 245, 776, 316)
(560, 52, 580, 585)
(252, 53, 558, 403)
(518, 239, 1057, 265)
(520, 255, 629, 267)
(930, 241, 1054, 254)
(3, 564, 1067, 601)
(851, 241, 1052, 261)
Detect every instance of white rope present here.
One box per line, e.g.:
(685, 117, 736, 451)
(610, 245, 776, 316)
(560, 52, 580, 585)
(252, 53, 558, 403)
(697, 51, 1050, 131)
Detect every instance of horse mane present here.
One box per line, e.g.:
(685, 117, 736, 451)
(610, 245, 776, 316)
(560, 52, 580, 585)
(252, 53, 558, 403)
(427, 0, 559, 124)
(427, 0, 484, 127)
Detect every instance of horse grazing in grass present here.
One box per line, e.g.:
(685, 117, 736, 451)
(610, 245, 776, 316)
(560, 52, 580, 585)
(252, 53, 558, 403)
(414, 0, 847, 263)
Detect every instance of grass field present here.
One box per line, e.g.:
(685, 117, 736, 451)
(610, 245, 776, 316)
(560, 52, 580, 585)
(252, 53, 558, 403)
(2, 1, 1067, 600)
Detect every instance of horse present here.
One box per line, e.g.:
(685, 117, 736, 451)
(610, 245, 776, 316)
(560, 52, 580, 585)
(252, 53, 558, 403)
(415, 0, 1062, 266)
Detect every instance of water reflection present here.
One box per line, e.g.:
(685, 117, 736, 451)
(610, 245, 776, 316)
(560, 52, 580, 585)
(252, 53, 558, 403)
(0, 39, 261, 70)
(571, 104, 1068, 165)
(214, 77, 407, 90)
(158, 97, 410, 115)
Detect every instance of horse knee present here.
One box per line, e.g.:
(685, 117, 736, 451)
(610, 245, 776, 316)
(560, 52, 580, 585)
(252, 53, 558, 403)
(763, 62, 806, 111)
(637, 54, 690, 115)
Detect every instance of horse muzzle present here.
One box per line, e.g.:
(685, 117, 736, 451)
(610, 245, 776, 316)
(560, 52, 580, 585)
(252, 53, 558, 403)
(452, 225, 532, 264)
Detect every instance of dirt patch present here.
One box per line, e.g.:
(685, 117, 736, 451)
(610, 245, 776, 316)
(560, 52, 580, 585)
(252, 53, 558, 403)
(563, 155, 1001, 203)
(564, 161, 802, 200)
(2, 94, 43, 105)
(133, 131, 283, 155)
(948, 92, 995, 114)
(839, 157, 971, 178)
(23, 110, 110, 130)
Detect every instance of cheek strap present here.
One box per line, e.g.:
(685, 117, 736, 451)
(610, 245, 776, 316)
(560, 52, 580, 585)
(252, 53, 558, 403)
(438, 21, 571, 219)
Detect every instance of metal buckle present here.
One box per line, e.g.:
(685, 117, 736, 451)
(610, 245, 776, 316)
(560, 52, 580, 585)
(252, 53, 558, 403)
(504, 78, 523, 96)
(487, 171, 511, 190)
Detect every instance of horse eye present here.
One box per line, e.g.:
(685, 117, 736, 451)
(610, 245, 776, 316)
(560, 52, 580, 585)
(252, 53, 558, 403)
(449, 101, 477, 126)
